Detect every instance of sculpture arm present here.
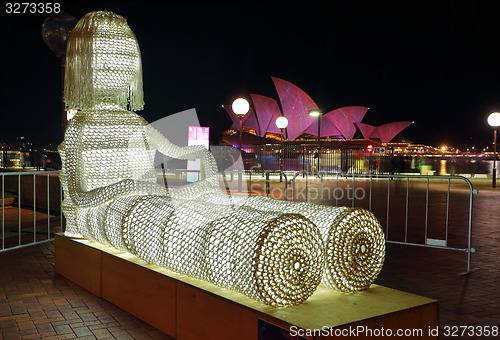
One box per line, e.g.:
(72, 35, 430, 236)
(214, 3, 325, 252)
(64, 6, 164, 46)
(145, 124, 219, 187)
(70, 178, 165, 208)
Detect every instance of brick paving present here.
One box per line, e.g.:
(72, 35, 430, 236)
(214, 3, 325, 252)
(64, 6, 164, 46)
(376, 180, 500, 339)
(0, 243, 172, 340)
(1, 178, 499, 339)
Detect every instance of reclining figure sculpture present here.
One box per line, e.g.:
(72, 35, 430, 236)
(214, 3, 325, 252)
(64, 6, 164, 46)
(59, 11, 325, 307)
(59, 10, 385, 307)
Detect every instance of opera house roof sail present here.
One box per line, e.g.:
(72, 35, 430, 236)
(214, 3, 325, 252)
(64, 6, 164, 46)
(223, 77, 412, 143)
(356, 121, 413, 143)
(271, 77, 320, 140)
(249, 94, 282, 136)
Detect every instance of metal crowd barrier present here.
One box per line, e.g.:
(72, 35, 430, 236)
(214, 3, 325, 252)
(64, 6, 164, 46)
(1, 171, 63, 252)
(290, 171, 475, 274)
(1, 168, 476, 275)
(221, 169, 477, 274)
(217, 169, 289, 199)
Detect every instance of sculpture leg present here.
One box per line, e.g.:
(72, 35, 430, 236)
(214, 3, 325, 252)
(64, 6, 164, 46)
(235, 196, 385, 293)
(123, 195, 175, 266)
(204, 205, 324, 307)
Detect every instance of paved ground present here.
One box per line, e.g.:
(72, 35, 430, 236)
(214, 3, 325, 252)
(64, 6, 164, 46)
(0, 242, 172, 340)
(1, 177, 499, 339)
(376, 179, 500, 339)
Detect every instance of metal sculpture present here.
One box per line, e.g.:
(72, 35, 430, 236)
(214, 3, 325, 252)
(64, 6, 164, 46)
(59, 10, 325, 307)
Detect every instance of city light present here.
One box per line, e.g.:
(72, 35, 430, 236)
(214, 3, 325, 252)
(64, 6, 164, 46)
(488, 112, 500, 127)
(275, 116, 289, 129)
(488, 112, 499, 188)
(308, 109, 321, 117)
(232, 98, 250, 117)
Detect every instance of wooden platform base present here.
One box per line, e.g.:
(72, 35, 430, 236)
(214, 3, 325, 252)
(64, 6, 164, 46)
(55, 233, 438, 339)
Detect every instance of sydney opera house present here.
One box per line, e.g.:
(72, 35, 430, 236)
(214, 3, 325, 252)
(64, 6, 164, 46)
(223, 77, 412, 144)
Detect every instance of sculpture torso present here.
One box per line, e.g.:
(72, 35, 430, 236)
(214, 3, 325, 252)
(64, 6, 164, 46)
(73, 106, 157, 192)
(58, 10, 222, 234)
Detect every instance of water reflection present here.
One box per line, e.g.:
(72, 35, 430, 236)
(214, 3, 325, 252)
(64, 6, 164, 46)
(401, 157, 498, 177)
(439, 159, 447, 176)
(434, 158, 496, 177)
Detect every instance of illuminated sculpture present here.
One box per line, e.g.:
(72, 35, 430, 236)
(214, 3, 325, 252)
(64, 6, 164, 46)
(60, 11, 221, 237)
(230, 196, 385, 292)
(58, 11, 325, 307)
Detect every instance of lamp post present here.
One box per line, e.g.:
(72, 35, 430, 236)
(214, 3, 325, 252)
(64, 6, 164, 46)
(308, 109, 322, 176)
(276, 116, 288, 182)
(488, 112, 500, 188)
(41, 13, 77, 140)
(232, 98, 249, 192)
(232, 98, 250, 150)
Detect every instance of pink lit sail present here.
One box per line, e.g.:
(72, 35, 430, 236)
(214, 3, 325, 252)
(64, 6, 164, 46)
(374, 121, 413, 143)
(356, 121, 412, 143)
(323, 108, 357, 139)
(250, 94, 282, 136)
(223, 104, 241, 128)
(271, 77, 319, 140)
(355, 122, 377, 140)
(223, 105, 260, 135)
(242, 108, 261, 135)
(339, 106, 369, 123)
(302, 115, 342, 137)
(303, 106, 369, 139)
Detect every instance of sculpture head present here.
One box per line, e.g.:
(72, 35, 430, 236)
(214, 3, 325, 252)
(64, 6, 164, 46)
(64, 11, 144, 111)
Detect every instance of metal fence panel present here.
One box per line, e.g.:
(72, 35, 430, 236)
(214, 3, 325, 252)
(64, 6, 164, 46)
(0, 171, 62, 252)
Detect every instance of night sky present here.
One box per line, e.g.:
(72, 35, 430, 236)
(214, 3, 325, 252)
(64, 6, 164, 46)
(2, 1, 500, 149)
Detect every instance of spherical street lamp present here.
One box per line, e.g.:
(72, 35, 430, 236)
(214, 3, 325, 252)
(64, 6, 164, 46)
(488, 112, 500, 188)
(232, 98, 249, 150)
(275, 116, 289, 130)
(232, 98, 249, 192)
(488, 112, 500, 128)
(232, 98, 250, 117)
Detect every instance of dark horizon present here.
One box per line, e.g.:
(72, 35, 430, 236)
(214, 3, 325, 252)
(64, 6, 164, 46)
(2, 1, 500, 149)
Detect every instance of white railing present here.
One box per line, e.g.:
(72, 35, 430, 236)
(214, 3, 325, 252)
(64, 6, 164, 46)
(0, 171, 63, 252)
(219, 169, 475, 275)
(289, 171, 475, 274)
(1, 169, 476, 276)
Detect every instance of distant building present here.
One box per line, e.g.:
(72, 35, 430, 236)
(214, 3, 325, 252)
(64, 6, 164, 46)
(222, 77, 413, 145)
(0, 140, 58, 170)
